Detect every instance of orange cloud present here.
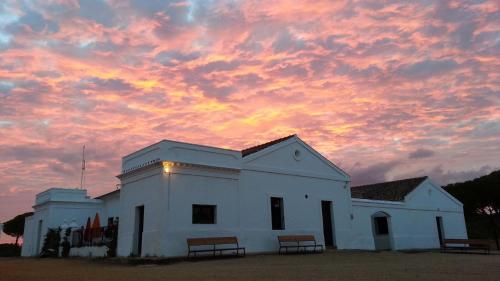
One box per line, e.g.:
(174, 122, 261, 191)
(0, 0, 499, 223)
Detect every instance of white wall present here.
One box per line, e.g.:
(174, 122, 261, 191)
(239, 170, 351, 252)
(117, 166, 166, 257)
(101, 192, 120, 222)
(20, 216, 35, 256)
(240, 139, 351, 251)
(22, 137, 469, 258)
(162, 167, 240, 256)
(21, 189, 107, 257)
(116, 137, 351, 257)
(349, 180, 467, 250)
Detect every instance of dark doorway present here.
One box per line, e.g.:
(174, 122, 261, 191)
(270, 197, 284, 230)
(321, 201, 334, 247)
(135, 205, 144, 256)
(436, 216, 444, 246)
(372, 212, 392, 250)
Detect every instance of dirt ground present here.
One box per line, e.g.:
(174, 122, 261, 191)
(1, 251, 499, 281)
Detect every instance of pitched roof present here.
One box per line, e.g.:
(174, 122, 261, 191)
(95, 189, 120, 199)
(351, 176, 428, 201)
(241, 134, 296, 157)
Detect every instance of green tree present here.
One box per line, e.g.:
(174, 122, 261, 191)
(2, 212, 34, 245)
(445, 170, 500, 249)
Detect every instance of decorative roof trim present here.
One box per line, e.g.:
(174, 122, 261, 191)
(117, 160, 239, 179)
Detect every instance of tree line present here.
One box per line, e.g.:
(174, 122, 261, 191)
(444, 170, 500, 248)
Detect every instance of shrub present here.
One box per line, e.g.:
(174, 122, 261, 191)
(40, 228, 60, 258)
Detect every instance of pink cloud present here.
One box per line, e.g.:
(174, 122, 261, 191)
(0, 0, 499, 223)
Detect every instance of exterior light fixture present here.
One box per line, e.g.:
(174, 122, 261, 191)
(163, 161, 173, 173)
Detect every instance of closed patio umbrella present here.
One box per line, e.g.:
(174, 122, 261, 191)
(83, 217, 91, 244)
(91, 213, 101, 243)
(92, 213, 101, 229)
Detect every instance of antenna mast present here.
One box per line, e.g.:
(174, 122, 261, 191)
(80, 145, 85, 189)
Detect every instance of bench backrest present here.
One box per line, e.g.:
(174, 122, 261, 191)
(444, 239, 490, 246)
(187, 236, 238, 246)
(278, 235, 316, 242)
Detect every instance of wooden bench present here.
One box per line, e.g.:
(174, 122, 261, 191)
(187, 236, 245, 258)
(278, 235, 323, 254)
(442, 239, 491, 254)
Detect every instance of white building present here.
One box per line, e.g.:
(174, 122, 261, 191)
(21, 135, 467, 257)
(21, 188, 119, 257)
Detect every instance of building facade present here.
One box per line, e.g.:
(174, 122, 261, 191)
(21, 135, 468, 257)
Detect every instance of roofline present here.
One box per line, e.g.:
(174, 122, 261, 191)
(351, 176, 428, 189)
(295, 137, 350, 179)
(94, 189, 120, 199)
(351, 198, 405, 205)
(404, 177, 464, 207)
(36, 187, 84, 196)
(241, 134, 296, 157)
(33, 199, 102, 209)
(122, 138, 240, 160)
(117, 160, 240, 179)
(241, 135, 350, 180)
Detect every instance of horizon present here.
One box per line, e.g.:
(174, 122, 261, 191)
(0, 0, 499, 238)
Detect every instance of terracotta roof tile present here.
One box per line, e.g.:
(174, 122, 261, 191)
(241, 134, 296, 157)
(351, 176, 427, 201)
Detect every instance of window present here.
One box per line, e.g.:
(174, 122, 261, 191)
(270, 197, 284, 230)
(374, 217, 389, 235)
(192, 204, 216, 224)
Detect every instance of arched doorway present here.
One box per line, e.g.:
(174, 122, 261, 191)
(371, 211, 392, 250)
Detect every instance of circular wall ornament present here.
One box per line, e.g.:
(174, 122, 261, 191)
(293, 149, 302, 161)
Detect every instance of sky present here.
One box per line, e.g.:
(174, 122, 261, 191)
(0, 0, 499, 242)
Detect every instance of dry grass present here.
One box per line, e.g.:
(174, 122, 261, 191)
(1, 251, 499, 281)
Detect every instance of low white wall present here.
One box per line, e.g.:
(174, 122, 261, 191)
(69, 246, 108, 258)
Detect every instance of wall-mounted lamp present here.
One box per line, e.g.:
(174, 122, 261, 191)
(163, 161, 173, 173)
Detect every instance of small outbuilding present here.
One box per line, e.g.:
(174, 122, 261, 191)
(350, 177, 467, 250)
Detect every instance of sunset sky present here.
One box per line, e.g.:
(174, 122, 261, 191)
(0, 0, 499, 242)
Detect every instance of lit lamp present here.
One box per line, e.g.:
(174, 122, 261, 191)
(163, 162, 173, 173)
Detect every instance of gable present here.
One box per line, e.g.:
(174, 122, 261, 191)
(405, 179, 463, 212)
(242, 137, 348, 181)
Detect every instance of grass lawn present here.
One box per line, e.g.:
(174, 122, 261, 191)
(1, 251, 499, 281)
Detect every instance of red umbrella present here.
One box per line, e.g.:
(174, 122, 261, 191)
(92, 213, 101, 229)
(83, 217, 91, 244)
(91, 213, 101, 241)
